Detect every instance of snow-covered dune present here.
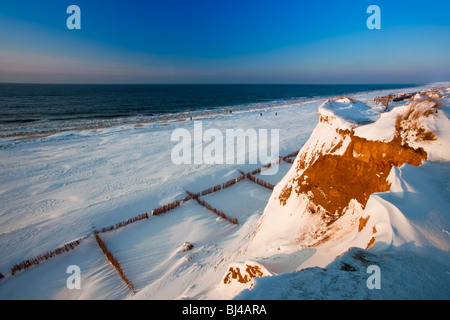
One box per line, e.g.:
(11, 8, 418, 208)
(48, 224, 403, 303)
(232, 86, 450, 299)
(0, 99, 320, 299)
(1, 84, 449, 300)
(237, 161, 450, 300)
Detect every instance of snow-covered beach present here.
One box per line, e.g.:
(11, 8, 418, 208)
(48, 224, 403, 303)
(0, 83, 449, 299)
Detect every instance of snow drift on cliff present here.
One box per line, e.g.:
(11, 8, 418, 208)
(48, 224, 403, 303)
(226, 87, 450, 299)
(237, 160, 450, 299)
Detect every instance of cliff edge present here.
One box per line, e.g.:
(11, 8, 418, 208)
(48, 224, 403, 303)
(218, 87, 450, 299)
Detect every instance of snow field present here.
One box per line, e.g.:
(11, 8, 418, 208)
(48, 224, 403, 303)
(236, 84, 450, 300)
(1, 83, 449, 299)
(0, 99, 321, 299)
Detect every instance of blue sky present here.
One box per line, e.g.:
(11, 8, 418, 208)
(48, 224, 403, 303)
(0, 0, 449, 84)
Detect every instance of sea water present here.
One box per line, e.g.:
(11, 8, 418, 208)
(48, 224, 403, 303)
(0, 83, 415, 138)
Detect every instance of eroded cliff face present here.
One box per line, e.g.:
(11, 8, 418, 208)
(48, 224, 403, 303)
(217, 88, 450, 298)
(249, 94, 442, 255)
(281, 128, 427, 220)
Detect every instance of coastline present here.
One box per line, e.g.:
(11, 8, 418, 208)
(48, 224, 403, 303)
(0, 83, 430, 141)
(0, 82, 449, 300)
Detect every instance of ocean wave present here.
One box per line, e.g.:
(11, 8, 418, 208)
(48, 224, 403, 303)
(0, 84, 421, 140)
(0, 97, 310, 139)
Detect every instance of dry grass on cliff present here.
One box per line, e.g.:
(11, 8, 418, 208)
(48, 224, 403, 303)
(395, 97, 441, 143)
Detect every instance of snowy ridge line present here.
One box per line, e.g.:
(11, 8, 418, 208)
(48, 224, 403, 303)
(95, 234, 136, 294)
(6, 236, 87, 278)
(0, 149, 299, 280)
(151, 195, 193, 216)
(93, 212, 149, 234)
(2, 212, 150, 278)
(200, 171, 247, 196)
(283, 150, 300, 158)
(373, 92, 415, 109)
(279, 150, 299, 164)
(373, 87, 447, 112)
(186, 190, 239, 225)
(240, 171, 275, 190)
(250, 161, 280, 175)
(282, 158, 294, 164)
(249, 150, 300, 176)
